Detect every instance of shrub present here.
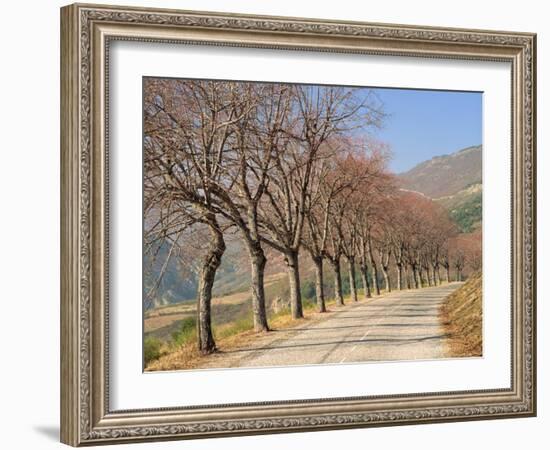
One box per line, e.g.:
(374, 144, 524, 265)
(171, 317, 196, 348)
(144, 337, 163, 366)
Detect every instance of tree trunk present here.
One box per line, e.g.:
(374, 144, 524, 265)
(330, 258, 344, 306)
(425, 267, 432, 287)
(347, 257, 358, 302)
(405, 266, 411, 289)
(313, 256, 326, 312)
(285, 250, 303, 319)
(396, 263, 403, 290)
(445, 265, 450, 283)
(360, 265, 371, 299)
(434, 265, 441, 285)
(246, 242, 270, 332)
(382, 266, 391, 292)
(196, 224, 226, 355)
(372, 265, 380, 295)
(412, 265, 420, 289)
(367, 244, 380, 296)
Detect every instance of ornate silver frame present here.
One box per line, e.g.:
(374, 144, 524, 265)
(60, 3, 536, 446)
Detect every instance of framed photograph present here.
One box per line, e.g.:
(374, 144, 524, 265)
(60, 3, 536, 446)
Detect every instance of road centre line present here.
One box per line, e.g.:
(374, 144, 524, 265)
(339, 294, 407, 363)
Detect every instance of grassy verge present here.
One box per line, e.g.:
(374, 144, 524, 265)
(440, 272, 482, 357)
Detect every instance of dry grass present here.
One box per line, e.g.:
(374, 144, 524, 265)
(145, 291, 385, 371)
(146, 308, 315, 371)
(440, 272, 482, 357)
(145, 342, 203, 371)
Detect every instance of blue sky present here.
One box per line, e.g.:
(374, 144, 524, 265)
(366, 88, 482, 173)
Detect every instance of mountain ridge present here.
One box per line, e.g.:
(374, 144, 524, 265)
(399, 145, 482, 198)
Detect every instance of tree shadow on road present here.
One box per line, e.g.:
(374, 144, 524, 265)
(223, 333, 451, 353)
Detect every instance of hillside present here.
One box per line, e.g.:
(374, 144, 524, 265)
(437, 183, 482, 232)
(144, 237, 251, 309)
(400, 145, 482, 198)
(144, 235, 286, 309)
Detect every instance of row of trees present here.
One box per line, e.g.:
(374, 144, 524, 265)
(143, 79, 480, 355)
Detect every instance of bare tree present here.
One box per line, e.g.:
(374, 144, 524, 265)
(440, 241, 452, 283)
(388, 192, 416, 290)
(357, 234, 372, 300)
(367, 231, 381, 295)
(341, 212, 359, 302)
(301, 149, 338, 312)
(448, 231, 481, 281)
(201, 82, 295, 332)
(393, 240, 406, 290)
(376, 242, 392, 292)
(302, 143, 367, 311)
(143, 79, 254, 352)
(258, 86, 384, 318)
(322, 145, 391, 304)
(326, 205, 346, 306)
(454, 249, 465, 281)
(346, 167, 394, 297)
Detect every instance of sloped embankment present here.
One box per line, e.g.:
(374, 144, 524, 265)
(441, 272, 482, 357)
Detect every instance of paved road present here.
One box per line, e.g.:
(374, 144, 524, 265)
(201, 283, 464, 369)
